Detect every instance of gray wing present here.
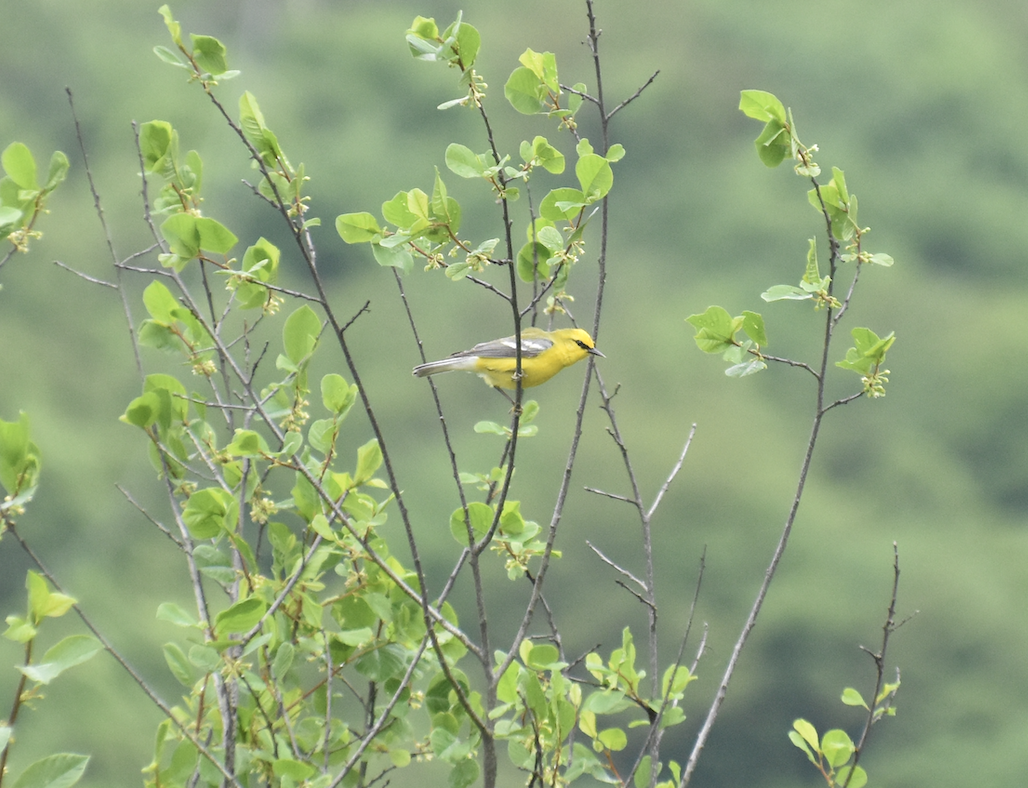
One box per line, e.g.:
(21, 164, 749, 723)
(455, 333, 553, 359)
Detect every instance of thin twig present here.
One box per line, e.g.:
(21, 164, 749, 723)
(586, 539, 647, 590)
(7, 525, 245, 788)
(647, 424, 697, 520)
(583, 486, 636, 505)
(52, 260, 117, 288)
(115, 484, 182, 547)
(845, 543, 913, 785)
(605, 70, 660, 121)
(625, 549, 706, 788)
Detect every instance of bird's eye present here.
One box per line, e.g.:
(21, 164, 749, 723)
(575, 340, 589, 349)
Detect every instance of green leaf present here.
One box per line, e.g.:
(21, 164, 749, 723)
(44, 151, 70, 192)
(791, 718, 820, 752)
(214, 597, 267, 635)
(841, 687, 867, 707)
(430, 167, 461, 233)
(0, 411, 41, 497)
(505, 66, 548, 115)
(524, 136, 565, 174)
(371, 239, 414, 273)
(659, 706, 686, 729)
(231, 239, 279, 308)
(195, 217, 237, 254)
(137, 120, 177, 176)
(119, 391, 160, 429)
(0, 206, 22, 232)
(10, 753, 89, 788)
(162, 642, 194, 686)
(188, 644, 220, 672)
(576, 153, 613, 201)
(474, 421, 507, 436)
(519, 48, 559, 91)
(524, 643, 561, 670)
(321, 373, 357, 417)
(3, 616, 35, 644)
(142, 280, 180, 324)
(382, 192, 421, 230)
(686, 305, 737, 354)
(225, 429, 269, 457)
(156, 602, 198, 627)
(272, 759, 317, 781)
(788, 731, 818, 765)
(836, 765, 868, 788)
(190, 34, 228, 76)
(19, 635, 101, 685)
(27, 570, 75, 622)
(498, 500, 527, 538)
(739, 89, 786, 123)
(153, 45, 187, 68)
(741, 311, 766, 346)
(597, 727, 627, 752)
(804, 238, 821, 284)
(335, 212, 381, 243)
(182, 487, 237, 539)
(406, 16, 440, 57)
(452, 20, 480, 68)
(761, 284, 812, 302)
(272, 641, 295, 677)
(449, 502, 493, 546)
(354, 439, 382, 485)
(2, 142, 38, 190)
(158, 4, 183, 47)
(238, 91, 283, 166)
(282, 305, 321, 366)
(753, 118, 790, 167)
(539, 187, 586, 222)
(821, 728, 855, 768)
(516, 241, 552, 283)
(725, 359, 766, 377)
(445, 144, 486, 179)
(836, 328, 895, 374)
(582, 690, 630, 714)
(308, 419, 338, 455)
(159, 214, 237, 262)
(355, 642, 405, 681)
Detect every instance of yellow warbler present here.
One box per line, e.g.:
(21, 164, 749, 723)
(413, 327, 603, 389)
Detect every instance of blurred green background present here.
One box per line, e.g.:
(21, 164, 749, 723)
(1, 0, 1026, 786)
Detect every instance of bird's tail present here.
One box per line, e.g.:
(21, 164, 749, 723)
(412, 357, 478, 378)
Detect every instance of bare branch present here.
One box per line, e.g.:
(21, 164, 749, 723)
(53, 259, 117, 288)
(584, 486, 636, 505)
(115, 484, 182, 547)
(586, 539, 647, 590)
(646, 424, 697, 520)
(605, 69, 660, 121)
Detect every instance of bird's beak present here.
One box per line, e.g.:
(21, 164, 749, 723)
(588, 347, 605, 358)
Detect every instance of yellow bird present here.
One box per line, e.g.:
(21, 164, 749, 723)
(413, 327, 603, 389)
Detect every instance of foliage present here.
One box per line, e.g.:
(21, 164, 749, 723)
(0, 3, 909, 788)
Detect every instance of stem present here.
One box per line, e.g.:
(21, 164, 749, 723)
(680, 171, 849, 786)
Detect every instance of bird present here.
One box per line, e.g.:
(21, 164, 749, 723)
(413, 327, 603, 390)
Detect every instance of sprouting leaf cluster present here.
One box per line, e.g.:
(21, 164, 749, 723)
(688, 90, 895, 400)
(0, 142, 68, 265)
(0, 569, 100, 788)
(338, 13, 623, 317)
(789, 676, 899, 788)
